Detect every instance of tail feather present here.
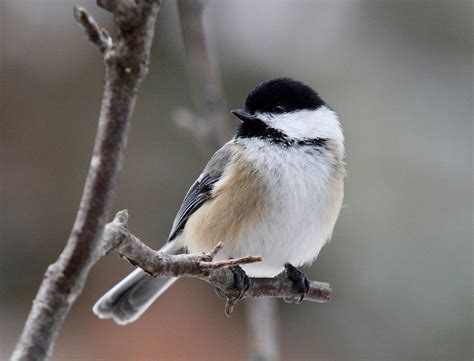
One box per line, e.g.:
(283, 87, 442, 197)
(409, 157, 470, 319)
(93, 242, 181, 325)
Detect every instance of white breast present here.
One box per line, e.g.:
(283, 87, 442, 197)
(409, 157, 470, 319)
(224, 139, 344, 277)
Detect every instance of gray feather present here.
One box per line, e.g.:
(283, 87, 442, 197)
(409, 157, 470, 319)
(167, 142, 237, 242)
(93, 142, 237, 324)
(167, 174, 218, 242)
(92, 242, 181, 325)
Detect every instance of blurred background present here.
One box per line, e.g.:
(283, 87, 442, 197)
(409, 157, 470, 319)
(1, 0, 472, 360)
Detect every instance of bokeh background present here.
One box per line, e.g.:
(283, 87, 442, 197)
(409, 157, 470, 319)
(1, 0, 472, 360)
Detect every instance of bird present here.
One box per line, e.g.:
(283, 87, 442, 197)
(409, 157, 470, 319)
(93, 77, 345, 325)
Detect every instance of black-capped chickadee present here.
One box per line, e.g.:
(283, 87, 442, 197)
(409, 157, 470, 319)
(94, 77, 345, 325)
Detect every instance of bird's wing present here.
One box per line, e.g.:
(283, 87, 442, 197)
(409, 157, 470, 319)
(167, 141, 237, 242)
(167, 174, 218, 242)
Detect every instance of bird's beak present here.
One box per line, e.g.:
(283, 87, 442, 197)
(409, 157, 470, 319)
(231, 109, 254, 122)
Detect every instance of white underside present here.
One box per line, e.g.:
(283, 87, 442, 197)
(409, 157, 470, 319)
(233, 140, 341, 277)
(178, 138, 344, 278)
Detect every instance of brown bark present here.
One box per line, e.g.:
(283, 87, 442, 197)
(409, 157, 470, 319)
(11, 2, 162, 360)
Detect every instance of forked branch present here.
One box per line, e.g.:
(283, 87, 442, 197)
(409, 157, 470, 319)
(11, 2, 162, 360)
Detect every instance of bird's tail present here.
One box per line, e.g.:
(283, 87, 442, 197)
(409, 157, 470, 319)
(92, 242, 181, 325)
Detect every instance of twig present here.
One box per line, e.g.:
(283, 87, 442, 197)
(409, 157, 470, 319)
(73, 6, 112, 53)
(11, 2, 162, 360)
(177, 0, 231, 149)
(201, 256, 263, 269)
(104, 210, 331, 312)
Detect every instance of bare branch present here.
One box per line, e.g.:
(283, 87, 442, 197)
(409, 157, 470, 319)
(204, 240, 224, 259)
(246, 298, 280, 361)
(11, 2, 162, 360)
(102, 210, 331, 316)
(177, 0, 231, 149)
(200, 255, 264, 269)
(73, 6, 112, 53)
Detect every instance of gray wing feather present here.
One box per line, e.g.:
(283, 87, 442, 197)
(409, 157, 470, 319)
(167, 141, 237, 242)
(93, 142, 237, 325)
(167, 174, 218, 241)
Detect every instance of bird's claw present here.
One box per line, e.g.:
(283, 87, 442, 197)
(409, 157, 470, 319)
(214, 265, 250, 301)
(229, 265, 250, 301)
(284, 263, 310, 304)
(214, 266, 249, 317)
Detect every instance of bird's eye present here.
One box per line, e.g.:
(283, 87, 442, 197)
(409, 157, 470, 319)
(274, 105, 285, 113)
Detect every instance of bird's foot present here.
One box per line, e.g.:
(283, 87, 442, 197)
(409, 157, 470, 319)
(214, 266, 249, 317)
(214, 265, 250, 299)
(284, 263, 310, 304)
(230, 265, 250, 299)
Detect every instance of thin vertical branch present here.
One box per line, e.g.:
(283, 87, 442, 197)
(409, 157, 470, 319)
(246, 298, 280, 361)
(176, 2, 281, 360)
(11, 2, 162, 360)
(177, 0, 231, 149)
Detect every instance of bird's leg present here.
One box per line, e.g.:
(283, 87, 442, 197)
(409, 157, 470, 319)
(284, 263, 310, 304)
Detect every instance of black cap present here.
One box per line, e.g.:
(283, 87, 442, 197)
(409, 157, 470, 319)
(244, 77, 325, 114)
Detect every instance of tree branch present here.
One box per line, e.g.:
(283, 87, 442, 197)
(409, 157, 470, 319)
(176, 0, 231, 149)
(102, 210, 331, 317)
(73, 6, 112, 53)
(11, 2, 162, 360)
(246, 298, 280, 361)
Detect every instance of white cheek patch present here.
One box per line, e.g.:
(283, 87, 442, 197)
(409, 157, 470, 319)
(257, 106, 344, 145)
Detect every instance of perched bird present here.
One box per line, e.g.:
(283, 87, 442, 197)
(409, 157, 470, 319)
(93, 77, 345, 325)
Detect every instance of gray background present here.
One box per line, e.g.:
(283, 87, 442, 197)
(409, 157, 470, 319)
(1, 0, 472, 360)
